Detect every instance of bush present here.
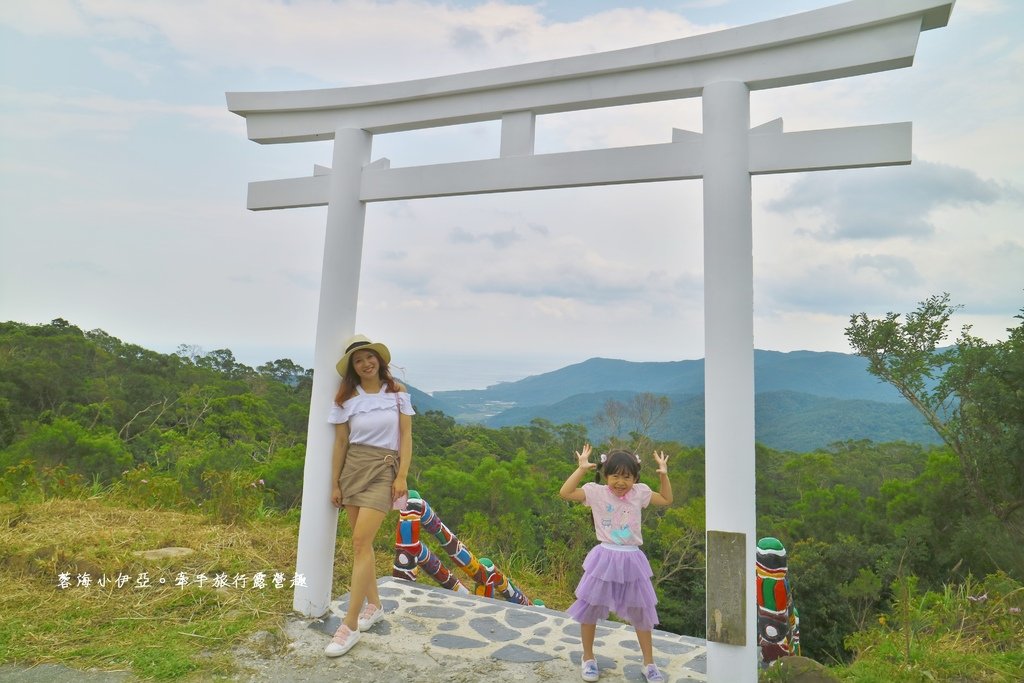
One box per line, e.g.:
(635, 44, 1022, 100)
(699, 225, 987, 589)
(259, 444, 306, 509)
(201, 470, 268, 524)
(840, 572, 1024, 682)
(0, 418, 132, 483)
(111, 466, 188, 509)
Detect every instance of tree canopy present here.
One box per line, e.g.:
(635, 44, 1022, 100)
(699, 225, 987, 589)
(846, 294, 1024, 538)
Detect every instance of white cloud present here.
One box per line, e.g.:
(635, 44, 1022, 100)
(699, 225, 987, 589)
(0, 0, 89, 36)
(448, 225, 524, 249)
(3, 1, 711, 86)
(768, 160, 1013, 241)
(91, 46, 161, 84)
(0, 85, 238, 141)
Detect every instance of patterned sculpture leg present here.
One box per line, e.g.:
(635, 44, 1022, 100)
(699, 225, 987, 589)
(476, 557, 531, 605)
(791, 606, 801, 657)
(418, 501, 533, 605)
(414, 543, 467, 592)
(393, 506, 421, 581)
(392, 491, 537, 605)
(756, 536, 797, 664)
(393, 492, 469, 593)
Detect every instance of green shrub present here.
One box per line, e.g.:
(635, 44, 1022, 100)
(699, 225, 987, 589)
(0, 459, 43, 502)
(201, 469, 268, 524)
(0, 418, 132, 482)
(259, 443, 306, 509)
(839, 572, 1024, 682)
(111, 466, 188, 509)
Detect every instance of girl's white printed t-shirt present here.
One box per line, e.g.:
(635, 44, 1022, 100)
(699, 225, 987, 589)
(327, 385, 415, 450)
(581, 481, 653, 546)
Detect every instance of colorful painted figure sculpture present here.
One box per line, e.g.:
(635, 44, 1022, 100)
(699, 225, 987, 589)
(393, 491, 537, 606)
(756, 536, 801, 663)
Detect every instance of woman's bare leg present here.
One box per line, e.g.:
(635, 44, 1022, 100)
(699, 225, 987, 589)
(342, 505, 386, 630)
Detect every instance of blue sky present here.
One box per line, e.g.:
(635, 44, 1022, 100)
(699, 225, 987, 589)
(1, 0, 1021, 392)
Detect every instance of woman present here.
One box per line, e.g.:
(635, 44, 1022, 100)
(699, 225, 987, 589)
(324, 334, 414, 657)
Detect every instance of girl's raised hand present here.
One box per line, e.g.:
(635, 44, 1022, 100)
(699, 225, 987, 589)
(575, 443, 596, 471)
(653, 450, 670, 474)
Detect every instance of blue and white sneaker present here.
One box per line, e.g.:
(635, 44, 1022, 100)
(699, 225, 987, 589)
(581, 658, 600, 681)
(644, 662, 665, 682)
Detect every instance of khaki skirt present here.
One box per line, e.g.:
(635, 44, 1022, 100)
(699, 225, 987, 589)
(339, 443, 399, 513)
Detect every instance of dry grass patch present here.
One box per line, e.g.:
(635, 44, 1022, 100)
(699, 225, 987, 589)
(0, 498, 300, 680)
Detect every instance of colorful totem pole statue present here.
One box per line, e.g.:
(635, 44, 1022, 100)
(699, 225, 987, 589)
(755, 536, 801, 664)
(393, 491, 539, 606)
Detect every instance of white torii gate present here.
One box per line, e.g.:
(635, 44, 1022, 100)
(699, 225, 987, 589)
(226, 1, 953, 679)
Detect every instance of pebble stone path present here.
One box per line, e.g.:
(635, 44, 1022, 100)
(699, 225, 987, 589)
(312, 577, 708, 682)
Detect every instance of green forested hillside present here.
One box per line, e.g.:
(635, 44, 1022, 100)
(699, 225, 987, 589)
(1, 317, 1021, 679)
(430, 351, 941, 451)
(481, 389, 941, 451)
(432, 349, 907, 409)
(754, 390, 941, 451)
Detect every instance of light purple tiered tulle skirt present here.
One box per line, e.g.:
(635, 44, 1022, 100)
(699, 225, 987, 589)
(566, 543, 659, 631)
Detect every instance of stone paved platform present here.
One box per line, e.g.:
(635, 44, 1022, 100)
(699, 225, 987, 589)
(312, 577, 707, 682)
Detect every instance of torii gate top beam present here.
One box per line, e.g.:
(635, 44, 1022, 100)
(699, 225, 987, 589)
(226, 0, 952, 143)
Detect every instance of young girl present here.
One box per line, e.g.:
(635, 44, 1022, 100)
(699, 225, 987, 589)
(559, 443, 673, 683)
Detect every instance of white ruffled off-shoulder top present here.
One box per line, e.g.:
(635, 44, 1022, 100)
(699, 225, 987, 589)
(327, 385, 415, 450)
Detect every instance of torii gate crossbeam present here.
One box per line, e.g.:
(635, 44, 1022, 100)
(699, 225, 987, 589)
(226, 1, 953, 680)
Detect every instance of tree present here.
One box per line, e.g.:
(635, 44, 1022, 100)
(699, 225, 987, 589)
(195, 348, 253, 379)
(0, 417, 133, 482)
(595, 398, 625, 439)
(632, 392, 671, 448)
(595, 392, 671, 450)
(256, 358, 307, 386)
(846, 294, 1024, 538)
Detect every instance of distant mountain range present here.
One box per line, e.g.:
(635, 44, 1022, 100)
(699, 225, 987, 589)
(406, 350, 942, 452)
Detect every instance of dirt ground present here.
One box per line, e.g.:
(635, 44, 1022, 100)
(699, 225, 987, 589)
(0, 618, 572, 683)
(230, 615, 578, 683)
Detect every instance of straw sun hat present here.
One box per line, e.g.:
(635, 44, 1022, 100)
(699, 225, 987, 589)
(335, 334, 391, 376)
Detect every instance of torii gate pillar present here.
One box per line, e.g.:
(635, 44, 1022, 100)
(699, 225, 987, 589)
(703, 80, 757, 676)
(292, 128, 371, 618)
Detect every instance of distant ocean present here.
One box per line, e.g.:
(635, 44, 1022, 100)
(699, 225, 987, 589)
(222, 343, 583, 394)
(391, 351, 582, 394)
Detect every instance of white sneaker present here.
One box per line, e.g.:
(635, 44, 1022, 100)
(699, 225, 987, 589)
(581, 658, 600, 682)
(357, 602, 385, 631)
(324, 623, 361, 657)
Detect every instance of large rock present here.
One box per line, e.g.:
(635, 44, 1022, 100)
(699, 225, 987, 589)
(131, 547, 195, 561)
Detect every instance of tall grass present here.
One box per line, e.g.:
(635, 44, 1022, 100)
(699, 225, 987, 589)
(835, 572, 1024, 682)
